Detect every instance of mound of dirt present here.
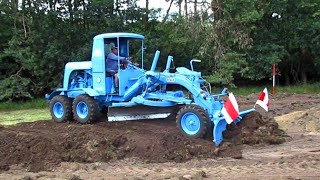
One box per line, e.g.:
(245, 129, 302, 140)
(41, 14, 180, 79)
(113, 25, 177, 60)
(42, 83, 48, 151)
(0, 111, 285, 172)
(224, 111, 286, 145)
(275, 104, 320, 133)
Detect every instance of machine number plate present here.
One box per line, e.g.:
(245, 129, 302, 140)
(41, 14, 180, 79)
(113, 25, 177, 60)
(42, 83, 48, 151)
(166, 77, 175, 82)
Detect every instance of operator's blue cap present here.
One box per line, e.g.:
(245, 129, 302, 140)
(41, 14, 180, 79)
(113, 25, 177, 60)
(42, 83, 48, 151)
(110, 42, 118, 49)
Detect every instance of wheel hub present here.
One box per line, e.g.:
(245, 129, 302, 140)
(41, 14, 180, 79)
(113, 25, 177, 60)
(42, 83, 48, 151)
(53, 102, 64, 118)
(181, 112, 200, 135)
(76, 101, 89, 119)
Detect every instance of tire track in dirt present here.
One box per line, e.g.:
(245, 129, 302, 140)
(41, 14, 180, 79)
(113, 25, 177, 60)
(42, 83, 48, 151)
(83, 134, 320, 179)
(1, 143, 320, 180)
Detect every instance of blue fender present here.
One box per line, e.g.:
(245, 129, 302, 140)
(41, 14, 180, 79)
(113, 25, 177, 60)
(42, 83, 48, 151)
(66, 88, 100, 98)
(47, 88, 100, 99)
(81, 88, 100, 96)
(45, 90, 64, 100)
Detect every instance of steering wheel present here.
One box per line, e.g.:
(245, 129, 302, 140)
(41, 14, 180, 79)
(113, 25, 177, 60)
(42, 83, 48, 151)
(126, 62, 138, 70)
(120, 62, 126, 69)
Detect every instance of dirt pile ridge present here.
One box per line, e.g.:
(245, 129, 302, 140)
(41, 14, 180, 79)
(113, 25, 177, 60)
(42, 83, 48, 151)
(224, 111, 286, 145)
(0, 111, 285, 172)
(275, 104, 320, 133)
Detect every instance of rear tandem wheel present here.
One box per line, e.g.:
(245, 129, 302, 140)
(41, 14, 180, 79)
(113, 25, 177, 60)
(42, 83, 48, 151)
(176, 105, 211, 138)
(49, 95, 73, 123)
(72, 94, 99, 124)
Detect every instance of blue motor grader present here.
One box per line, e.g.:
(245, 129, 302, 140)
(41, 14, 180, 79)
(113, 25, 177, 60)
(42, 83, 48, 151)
(46, 32, 256, 146)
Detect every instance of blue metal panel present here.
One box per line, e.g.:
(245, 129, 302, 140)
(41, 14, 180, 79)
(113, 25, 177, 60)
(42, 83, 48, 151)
(144, 92, 192, 104)
(150, 51, 160, 72)
(164, 56, 173, 73)
(105, 77, 114, 94)
(91, 38, 106, 95)
(94, 33, 144, 40)
(63, 61, 92, 89)
(132, 96, 177, 107)
(122, 76, 146, 101)
(67, 90, 86, 98)
(144, 73, 212, 114)
(118, 68, 144, 96)
(82, 88, 100, 96)
(66, 88, 100, 98)
(176, 67, 201, 77)
(92, 39, 105, 73)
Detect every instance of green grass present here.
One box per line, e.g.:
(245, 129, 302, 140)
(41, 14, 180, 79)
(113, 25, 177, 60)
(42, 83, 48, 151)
(0, 99, 50, 126)
(276, 83, 320, 94)
(0, 99, 48, 111)
(224, 83, 320, 96)
(0, 109, 51, 125)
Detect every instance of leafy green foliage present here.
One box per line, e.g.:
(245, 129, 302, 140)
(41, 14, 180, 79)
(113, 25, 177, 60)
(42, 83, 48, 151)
(206, 52, 248, 87)
(0, 76, 32, 101)
(0, 0, 319, 102)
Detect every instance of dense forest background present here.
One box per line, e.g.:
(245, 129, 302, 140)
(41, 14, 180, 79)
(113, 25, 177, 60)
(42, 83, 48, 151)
(0, 0, 319, 101)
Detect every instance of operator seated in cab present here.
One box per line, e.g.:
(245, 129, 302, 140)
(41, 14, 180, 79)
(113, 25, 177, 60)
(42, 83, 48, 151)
(106, 42, 132, 92)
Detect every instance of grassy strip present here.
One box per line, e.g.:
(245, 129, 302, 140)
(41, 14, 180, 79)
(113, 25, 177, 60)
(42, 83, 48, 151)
(0, 109, 51, 126)
(226, 83, 320, 96)
(0, 99, 48, 111)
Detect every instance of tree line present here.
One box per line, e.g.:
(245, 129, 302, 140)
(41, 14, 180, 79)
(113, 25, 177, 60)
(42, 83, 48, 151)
(0, 0, 319, 101)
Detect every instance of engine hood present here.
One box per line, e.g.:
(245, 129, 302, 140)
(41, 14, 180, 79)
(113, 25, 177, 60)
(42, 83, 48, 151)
(65, 61, 92, 70)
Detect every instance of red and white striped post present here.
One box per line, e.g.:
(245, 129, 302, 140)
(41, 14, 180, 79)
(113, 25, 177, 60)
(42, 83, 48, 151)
(272, 64, 276, 95)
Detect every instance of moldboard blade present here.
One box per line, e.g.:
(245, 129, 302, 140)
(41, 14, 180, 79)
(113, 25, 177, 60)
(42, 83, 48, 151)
(107, 106, 175, 121)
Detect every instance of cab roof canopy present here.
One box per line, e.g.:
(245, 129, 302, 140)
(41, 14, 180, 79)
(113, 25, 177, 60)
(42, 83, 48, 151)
(94, 33, 144, 40)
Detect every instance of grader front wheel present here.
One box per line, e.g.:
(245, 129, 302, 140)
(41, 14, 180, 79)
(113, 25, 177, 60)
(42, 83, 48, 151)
(176, 105, 211, 138)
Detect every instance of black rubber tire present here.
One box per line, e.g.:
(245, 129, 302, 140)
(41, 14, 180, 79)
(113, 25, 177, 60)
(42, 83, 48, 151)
(49, 95, 73, 123)
(72, 94, 99, 124)
(167, 105, 181, 121)
(176, 104, 211, 139)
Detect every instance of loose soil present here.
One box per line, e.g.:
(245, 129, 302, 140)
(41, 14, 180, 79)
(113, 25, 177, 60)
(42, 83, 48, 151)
(0, 112, 284, 172)
(1, 93, 320, 179)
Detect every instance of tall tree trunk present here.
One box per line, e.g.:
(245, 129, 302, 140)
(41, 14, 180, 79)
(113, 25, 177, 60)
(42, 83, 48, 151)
(300, 68, 307, 84)
(163, 0, 174, 23)
(210, 0, 224, 64)
(283, 66, 290, 85)
(211, 0, 223, 21)
(143, 0, 149, 29)
(143, 0, 149, 23)
(178, 0, 182, 16)
(83, 0, 87, 30)
(12, 0, 19, 29)
(146, 0, 149, 13)
(184, 0, 188, 18)
(194, 0, 197, 17)
(68, 0, 73, 22)
(299, 50, 309, 84)
(21, 0, 27, 38)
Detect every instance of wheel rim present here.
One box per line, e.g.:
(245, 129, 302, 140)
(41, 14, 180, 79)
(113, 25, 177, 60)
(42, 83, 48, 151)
(53, 102, 64, 118)
(181, 112, 201, 135)
(76, 101, 89, 119)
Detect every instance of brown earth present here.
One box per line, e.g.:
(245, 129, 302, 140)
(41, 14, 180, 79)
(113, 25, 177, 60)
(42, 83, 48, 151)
(0, 93, 320, 179)
(0, 112, 284, 173)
